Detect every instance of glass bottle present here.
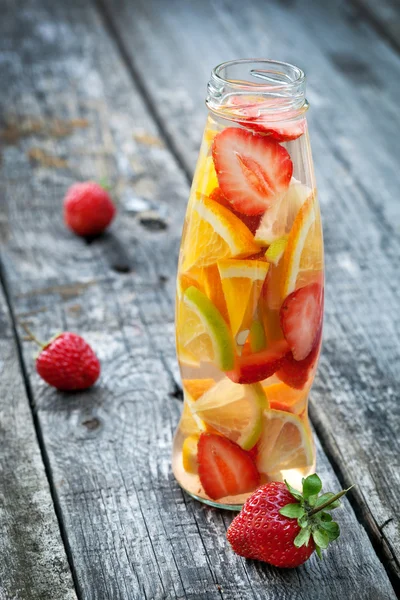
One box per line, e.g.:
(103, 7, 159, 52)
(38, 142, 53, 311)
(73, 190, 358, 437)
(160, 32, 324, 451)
(172, 59, 324, 509)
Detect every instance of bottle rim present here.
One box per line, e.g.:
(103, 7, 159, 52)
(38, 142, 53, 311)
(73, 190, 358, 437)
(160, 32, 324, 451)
(206, 58, 307, 120)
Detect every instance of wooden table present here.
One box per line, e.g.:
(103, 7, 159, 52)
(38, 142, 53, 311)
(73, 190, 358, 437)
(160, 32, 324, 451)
(0, 0, 399, 598)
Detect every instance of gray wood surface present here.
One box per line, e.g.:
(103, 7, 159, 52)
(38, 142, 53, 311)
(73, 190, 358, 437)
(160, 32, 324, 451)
(0, 0, 397, 598)
(99, 0, 400, 585)
(0, 285, 77, 600)
(354, 0, 400, 52)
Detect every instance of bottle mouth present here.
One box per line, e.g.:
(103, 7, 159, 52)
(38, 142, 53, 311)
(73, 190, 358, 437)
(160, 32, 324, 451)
(206, 59, 307, 122)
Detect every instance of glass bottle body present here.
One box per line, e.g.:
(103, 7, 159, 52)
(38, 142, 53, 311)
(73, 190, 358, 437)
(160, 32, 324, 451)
(172, 61, 324, 509)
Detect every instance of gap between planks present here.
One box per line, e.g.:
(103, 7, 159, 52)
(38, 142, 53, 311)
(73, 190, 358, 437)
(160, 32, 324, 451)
(94, 0, 193, 185)
(0, 261, 84, 600)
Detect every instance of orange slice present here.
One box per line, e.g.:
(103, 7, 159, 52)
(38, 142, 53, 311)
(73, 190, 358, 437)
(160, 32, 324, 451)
(183, 378, 215, 400)
(181, 196, 260, 272)
(256, 410, 314, 474)
(263, 381, 309, 415)
(281, 193, 323, 299)
(179, 397, 205, 437)
(218, 259, 270, 338)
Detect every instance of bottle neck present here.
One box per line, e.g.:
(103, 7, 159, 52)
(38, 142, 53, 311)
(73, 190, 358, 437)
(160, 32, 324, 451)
(206, 59, 308, 123)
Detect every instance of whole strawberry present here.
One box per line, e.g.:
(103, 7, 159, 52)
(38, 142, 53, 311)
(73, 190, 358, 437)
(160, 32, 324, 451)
(36, 332, 101, 391)
(64, 181, 116, 236)
(227, 474, 351, 568)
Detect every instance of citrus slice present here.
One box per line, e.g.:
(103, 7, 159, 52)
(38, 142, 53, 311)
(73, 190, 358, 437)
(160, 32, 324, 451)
(177, 286, 235, 370)
(265, 235, 288, 266)
(179, 397, 206, 437)
(281, 193, 323, 299)
(192, 378, 268, 450)
(181, 196, 260, 271)
(218, 259, 270, 338)
(255, 179, 313, 246)
(256, 410, 314, 474)
(183, 378, 215, 400)
(182, 434, 200, 473)
(263, 381, 309, 415)
(249, 319, 266, 353)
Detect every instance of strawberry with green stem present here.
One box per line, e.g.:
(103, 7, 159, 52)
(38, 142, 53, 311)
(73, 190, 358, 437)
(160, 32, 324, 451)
(20, 322, 101, 391)
(227, 473, 353, 568)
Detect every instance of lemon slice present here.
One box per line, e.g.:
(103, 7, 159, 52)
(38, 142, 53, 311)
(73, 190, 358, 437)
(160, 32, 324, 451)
(281, 193, 323, 298)
(182, 434, 200, 473)
(255, 178, 312, 245)
(179, 395, 206, 437)
(191, 378, 268, 450)
(181, 196, 260, 272)
(256, 410, 314, 474)
(218, 259, 270, 338)
(176, 286, 235, 370)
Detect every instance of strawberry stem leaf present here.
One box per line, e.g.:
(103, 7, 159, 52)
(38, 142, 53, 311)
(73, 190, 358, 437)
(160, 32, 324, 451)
(312, 528, 329, 549)
(294, 527, 311, 548)
(315, 544, 322, 560)
(284, 479, 303, 501)
(279, 503, 305, 519)
(302, 473, 322, 498)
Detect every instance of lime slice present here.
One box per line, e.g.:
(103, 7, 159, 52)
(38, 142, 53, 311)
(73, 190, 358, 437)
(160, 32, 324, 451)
(180, 286, 235, 371)
(265, 235, 288, 266)
(191, 378, 268, 450)
(256, 409, 314, 474)
(249, 319, 266, 353)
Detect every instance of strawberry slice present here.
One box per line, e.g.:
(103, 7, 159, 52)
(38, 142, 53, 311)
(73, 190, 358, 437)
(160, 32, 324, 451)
(209, 187, 261, 234)
(229, 96, 306, 142)
(280, 283, 324, 361)
(198, 433, 260, 500)
(212, 128, 293, 216)
(277, 324, 323, 389)
(226, 340, 289, 384)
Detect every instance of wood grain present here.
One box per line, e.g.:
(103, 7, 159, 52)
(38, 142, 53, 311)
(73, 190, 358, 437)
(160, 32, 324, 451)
(353, 0, 400, 52)
(0, 284, 77, 600)
(0, 0, 397, 597)
(99, 0, 400, 584)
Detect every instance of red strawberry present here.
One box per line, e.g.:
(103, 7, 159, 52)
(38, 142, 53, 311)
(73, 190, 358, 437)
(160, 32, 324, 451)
(209, 187, 261, 234)
(212, 128, 293, 216)
(36, 332, 101, 391)
(198, 433, 260, 500)
(277, 325, 323, 389)
(229, 96, 306, 142)
(64, 181, 116, 236)
(227, 475, 350, 568)
(226, 340, 289, 384)
(280, 283, 324, 361)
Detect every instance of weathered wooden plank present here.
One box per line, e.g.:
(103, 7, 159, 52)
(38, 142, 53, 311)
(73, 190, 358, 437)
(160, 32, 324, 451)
(0, 284, 77, 600)
(99, 0, 400, 583)
(0, 0, 396, 598)
(353, 0, 400, 52)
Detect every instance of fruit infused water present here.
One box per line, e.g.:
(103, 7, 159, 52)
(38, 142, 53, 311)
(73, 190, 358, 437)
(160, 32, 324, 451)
(173, 60, 324, 508)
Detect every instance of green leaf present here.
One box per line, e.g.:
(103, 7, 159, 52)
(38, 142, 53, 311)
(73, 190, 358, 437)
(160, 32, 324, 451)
(307, 494, 318, 507)
(314, 492, 341, 510)
(315, 544, 323, 560)
(303, 474, 322, 499)
(298, 514, 309, 528)
(319, 512, 333, 522)
(320, 521, 340, 541)
(279, 503, 305, 519)
(312, 528, 330, 549)
(284, 480, 303, 501)
(294, 527, 311, 548)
